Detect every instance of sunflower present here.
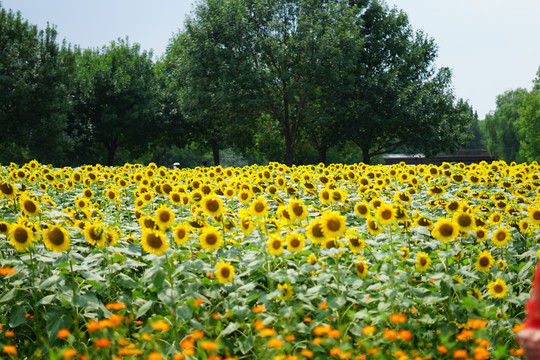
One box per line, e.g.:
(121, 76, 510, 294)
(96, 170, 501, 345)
(375, 203, 396, 226)
(84, 221, 105, 245)
(491, 227, 510, 247)
(445, 200, 461, 214)
(330, 189, 347, 204)
(306, 218, 327, 245)
(19, 195, 41, 218)
(318, 188, 331, 205)
(529, 206, 540, 225)
(398, 246, 409, 259)
(246, 195, 267, 218)
(354, 202, 371, 218)
(99, 229, 119, 248)
(190, 189, 203, 203)
(475, 250, 494, 272)
(141, 229, 168, 256)
(169, 192, 183, 206)
(487, 278, 508, 299)
(489, 212, 503, 226)
(428, 185, 445, 197)
(346, 230, 365, 254)
(413, 216, 434, 230)
(215, 261, 235, 284)
(239, 214, 255, 236)
(454, 211, 475, 233)
(496, 259, 506, 270)
(276, 206, 294, 225)
(366, 217, 382, 235)
(8, 223, 34, 252)
(199, 227, 222, 252)
(172, 222, 190, 245)
(519, 219, 531, 233)
(354, 258, 369, 278)
(0, 221, 9, 235)
(416, 252, 431, 271)
(43, 225, 70, 252)
(288, 199, 308, 222)
(475, 227, 488, 242)
(286, 232, 305, 253)
(154, 204, 175, 229)
(238, 190, 252, 205)
(431, 218, 459, 243)
(201, 195, 223, 218)
(321, 211, 346, 239)
(139, 215, 159, 231)
(0, 181, 17, 199)
(82, 188, 94, 199)
(268, 236, 284, 256)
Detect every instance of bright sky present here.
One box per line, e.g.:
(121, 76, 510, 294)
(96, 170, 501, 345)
(2, 0, 540, 119)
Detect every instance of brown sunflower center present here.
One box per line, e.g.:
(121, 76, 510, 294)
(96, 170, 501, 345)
(356, 263, 365, 274)
(457, 214, 472, 228)
(220, 267, 230, 279)
(350, 237, 360, 247)
(171, 194, 180, 202)
(420, 258, 427, 266)
(494, 284, 503, 293)
(356, 205, 368, 215)
(439, 224, 454, 237)
(327, 219, 341, 232)
(0, 182, 14, 195)
(311, 223, 324, 238)
(159, 211, 171, 223)
(533, 211, 540, 221)
(496, 232, 506, 241)
(205, 234, 217, 245)
(205, 199, 220, 212)
(147, 233, 163, 249)
(48, 228, 65, 245)
(291, 203, 303, 217)
(176, 229, 186, 239)
(479, 256, 489, 267)
(14, 227, 29, 243)
(381, 209, 392, 220)
(89, 227, 102, 241)
(290, 238, 300, 248)
(272, 240, 281, 250)
(24, 200, 37, 214)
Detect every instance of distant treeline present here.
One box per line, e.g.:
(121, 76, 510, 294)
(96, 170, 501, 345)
(3, 0, 529, 167)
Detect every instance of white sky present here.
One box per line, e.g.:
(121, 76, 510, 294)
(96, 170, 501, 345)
(2, 0, 540, 119)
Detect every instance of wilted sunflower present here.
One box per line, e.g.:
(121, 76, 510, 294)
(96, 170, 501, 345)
(475, 250, 494, 272)
(201, 195, 223, 218)
(416, 252, 431, 271)
(215, 261, 235, 284)
(8, 223, 34, 252)
(43, 225, 70, 252)
(199, 227, 222, 252)
(354, 258, 369, 278)
(487, 278, 508, 299)
(491, 227, 510, 247)
(19, 195, 41, 218)
(248, 196, 268, 219)
(286, 232, 305, 253)
(375, 203, 396, 226)
(84, 221, 105, 246)
(154, 204, 175, 229)
(454, 211, 475, 232)
(172, 222, 190, 245)
(267, 236, 284, 256)
(141, 229, 168, 256)
(431, 218, 459, 243)
(321, 211, 347, 239)
(354, 202, 370, 218)
(288, 199, 308, 222)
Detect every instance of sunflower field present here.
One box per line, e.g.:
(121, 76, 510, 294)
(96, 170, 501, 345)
(1, 160, 539, 359)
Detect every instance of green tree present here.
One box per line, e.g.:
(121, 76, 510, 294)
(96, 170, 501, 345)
(170, 0, 362, 165)
(71, 38, 157, 165)
(343, 2, 474, 164)
(0, 6, 75, 165)
(484, 89, 527, 163)
(518, 70, 540, 162)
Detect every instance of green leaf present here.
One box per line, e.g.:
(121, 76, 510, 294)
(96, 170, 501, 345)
(9, 307, 27, 327)
(176, 304, 193, 320)
(137, 300, 154, 318)
(39, 275, 63, 290)
(238, 335, 254, 354)
(220, 322, 239, 337)
(0, 288, 17, 303)
(158, 288, 180, 307)
(117, 273, 138, 288)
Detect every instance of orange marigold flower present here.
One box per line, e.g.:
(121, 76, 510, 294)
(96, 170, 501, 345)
(437, 345, 448, 354)
(5, 330, 15, 337)
(267, 337, 284, 348)
(389, 313, 406, 323)
(328, 329, 341, 338)
(193, 298, 205, 308)
(105, 302, 126, 310)
(453, 349, 468, 358)
(304, 317, 312, 323)
(141, 333, 153, 341)
(116, 339, 130, 347)
(252, 304, 267, 313)
(473, 347, 490, 360)
(319, 302, 329, 310)
(301, 349, 314, 358)
(63, 348, 77, 359)
(3, 345, 17, 354)
(467, 319, 488, 330)
(398, 330, 412, 341)
(95, 338, 111, 348)
(260, 328, 276, 337)
(0, 267, 16, 276)
(410, 308, 418, 313)
(207, 356, 221, 360)
(513, 322, 525, 333)
(152, 320, 170, 331)
(200, 341, 218, 351)
(456, 329, 474, 342)
(173, 354, 185, 360)
(87, 320, 100, 332)
(180, 338, 195, 350)
(148, 352, 163, 360)
(313, 325, 331, 336)
(118, 348, 143, 356)
(189, 329, 205, 340)
(383, 329, 398, 340)
(57, 329, 71, 339)
(313, 337, 324, 345)
(362, 326, 376, 336)
(108, 314, 123, 327)
(212, 313, 221, 320)
(285, 334, 295, 342)
(183, 348, 196, 356)
(329, 348, 341, 356)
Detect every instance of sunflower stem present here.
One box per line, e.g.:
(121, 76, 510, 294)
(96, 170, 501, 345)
(68, 249, 82, 348)
(165, 251, 179, 349)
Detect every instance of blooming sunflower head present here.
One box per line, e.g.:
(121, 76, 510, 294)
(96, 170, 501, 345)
(354, 202, 371, 219)
(475, 250, 494, 273)
(288, 199, 308, 222)
(416, 252, 431, 272)
(268, 236, 284, 256)
(201, 195, 223, 218)
(19, 195, 41, 218)
(43, 225, 70, 253)
(431, 218, 459, 243)
(321, 211, 346, 239)
(249, 196, 268, 219)
(487, 278, 508, 299)
(354, 258, 368, 278)
(375, 203, 396, 226)
(154, 204, 175, 230)
(215, 261, 235, 284)
(286, 232, 305, 253)
(8, 223, 34, 252)
(141, 229, 168, 256)
(199, 227, 222, 252)
(453, 211, 475, 233)
(491, 227, 510, 247)
(172, 222, 190, 245)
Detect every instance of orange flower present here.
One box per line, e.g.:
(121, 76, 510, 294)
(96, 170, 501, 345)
(87, 320, 100, 332)
(180, 339, 195, 350)
(95, 338, 111, 347)
(313, 325, 331, 336)
(193, 298, 205, 308)
(254, 320, 266, 330)
(301, 349, 314, 358)
(467, 319, 488, 330)
(173, 354, 185, 360)
(148, 352, 163, 360)
(108, 314, 123, 327)
(63, 348, 77, 359)
(252, 304, 267, 313)
(362, 326, 376, 336)
(189, 329, 205, 340)
(105, 302, 126, 310)
(473, 346, 490, 360)
(328, 329, 341, 338)
(410, 308, 418, 313)
(329, 348, 341, 356)
(0, 267, 15, 276)
(5, 330, 15, 337)
(398, 330, 412, 341)
(285, 334, 295, 342)
(453, 349, 468, 358)
(318, 302, 329, 310)
(3, 345, 17, 354)
(118, 348, 143, 356)
(513, 322, 525, 333)
(212, 313, 221, 320)
(152, 320, 170, 331)
(313, 337, 324, 345)
(200, 341, 218, 351)
(389, 313, 406, 323)
(383, 329, 398, 340)
(456, 329, 474, 342)
(57, 329, 71, 339)
(260, 328, 276, 337)
(267, 337, 284, 348)
(304, 317, 312, 323)
(116, 339, 130, 346)
(436, 345, 448, 354)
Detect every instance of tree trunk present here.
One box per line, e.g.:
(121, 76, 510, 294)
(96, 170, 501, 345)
(284, 131, 294, 166)
(362, 146, 371, 165)
(317, 145, 328, 164)
(212, 144, 220, 166)
(104, 140, 117, 166)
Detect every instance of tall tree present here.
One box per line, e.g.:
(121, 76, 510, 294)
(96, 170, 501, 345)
(518, 69, 540, 162)
(72, 39, 157, 165)
(484, 89, 527, 163)
(169, 0, 362, 165)
(343, 1, 474, 163)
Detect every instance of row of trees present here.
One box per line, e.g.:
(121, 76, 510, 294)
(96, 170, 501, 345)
(483, 71, 540, 163)
(1, 0, 477, 167)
